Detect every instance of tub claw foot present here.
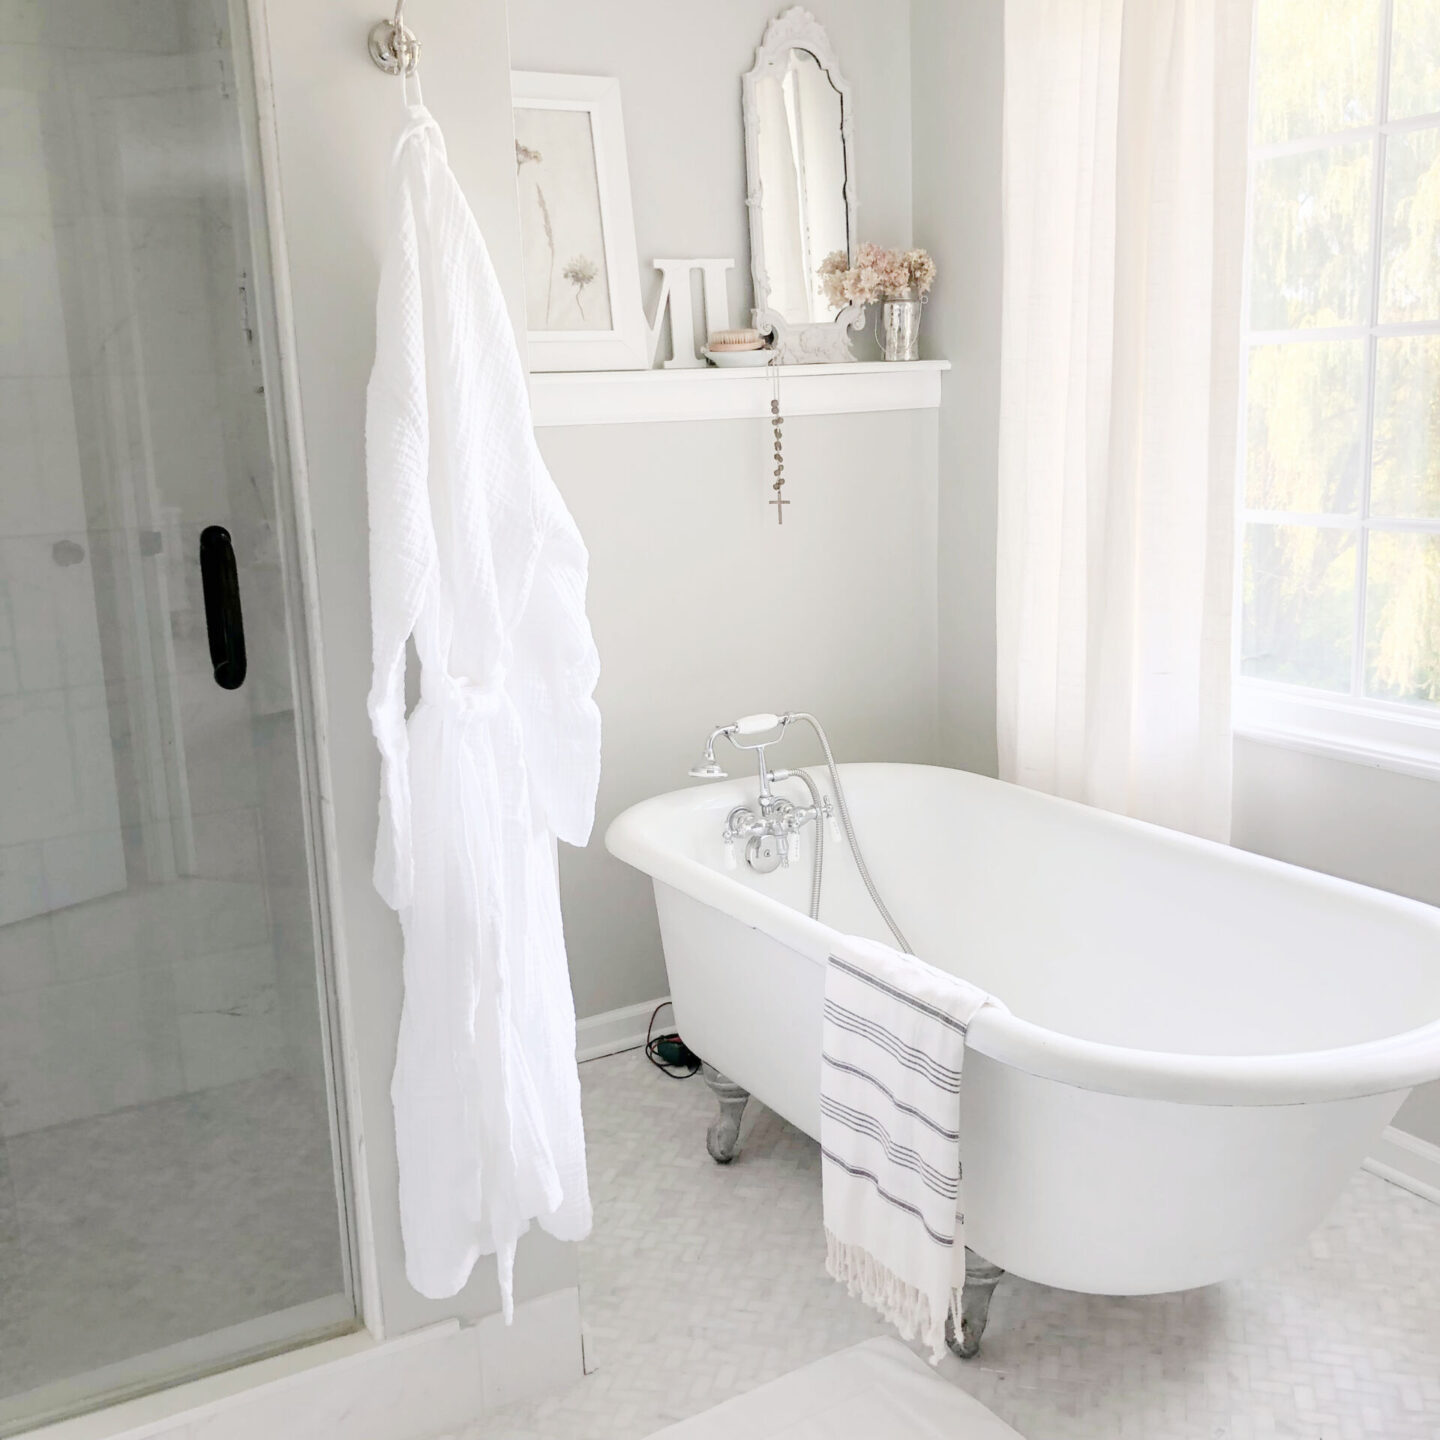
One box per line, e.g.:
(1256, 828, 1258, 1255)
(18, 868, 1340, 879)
(701, 1064, 750, 1164)
(947, 1249, 1005, 1359)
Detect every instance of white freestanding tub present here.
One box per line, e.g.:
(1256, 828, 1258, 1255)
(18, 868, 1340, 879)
(605, 763, 1440, 1298)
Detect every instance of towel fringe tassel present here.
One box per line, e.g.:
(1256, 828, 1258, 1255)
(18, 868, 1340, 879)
(825, 1228, 956, 1365)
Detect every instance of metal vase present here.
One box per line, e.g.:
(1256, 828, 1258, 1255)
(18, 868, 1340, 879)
(877, 292, 922, 361)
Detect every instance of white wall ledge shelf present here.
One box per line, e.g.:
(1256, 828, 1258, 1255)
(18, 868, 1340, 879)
(529, 359, 948, 427)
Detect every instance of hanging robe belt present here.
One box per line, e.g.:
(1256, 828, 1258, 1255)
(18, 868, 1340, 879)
(420, 669, 508, 717)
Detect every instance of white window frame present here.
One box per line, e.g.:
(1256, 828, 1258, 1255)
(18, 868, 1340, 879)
(1234, 0, 1440, 780)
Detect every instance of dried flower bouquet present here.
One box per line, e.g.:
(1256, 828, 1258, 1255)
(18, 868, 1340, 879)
(817, 244, 936, 309)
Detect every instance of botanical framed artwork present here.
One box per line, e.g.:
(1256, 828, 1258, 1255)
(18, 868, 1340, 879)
(511, 72, 648, 372)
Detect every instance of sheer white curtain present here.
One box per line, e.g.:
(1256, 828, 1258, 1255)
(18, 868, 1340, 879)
(996, 0, 1253, 841)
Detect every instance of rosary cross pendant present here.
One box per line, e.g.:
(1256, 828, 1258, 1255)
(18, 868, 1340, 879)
(770, 389, 787, 525)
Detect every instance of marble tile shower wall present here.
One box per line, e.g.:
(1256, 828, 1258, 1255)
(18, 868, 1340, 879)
(0, 67, 128, 927)
(0, 1, 308, 1136)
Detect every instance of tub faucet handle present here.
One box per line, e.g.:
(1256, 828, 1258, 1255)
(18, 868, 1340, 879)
(734, 713, 782, 736)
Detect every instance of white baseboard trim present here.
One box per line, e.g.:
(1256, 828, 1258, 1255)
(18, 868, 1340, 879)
(577, 997, 671, 1063)
(32, 1287, 583, 1440)
(1364, 1126, 1440, 1206)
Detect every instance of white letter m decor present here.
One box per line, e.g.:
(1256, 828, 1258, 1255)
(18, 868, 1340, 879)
(646, 258, 734, 368)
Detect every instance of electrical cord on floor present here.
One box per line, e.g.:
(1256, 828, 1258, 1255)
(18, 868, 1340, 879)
(644, 1001, 701, 1078)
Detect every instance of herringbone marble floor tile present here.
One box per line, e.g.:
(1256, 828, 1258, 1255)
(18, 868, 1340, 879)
(468, 1050, 1440, 1439)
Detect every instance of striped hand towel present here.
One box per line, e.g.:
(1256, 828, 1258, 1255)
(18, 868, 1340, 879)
(821, 934, 999, 1364)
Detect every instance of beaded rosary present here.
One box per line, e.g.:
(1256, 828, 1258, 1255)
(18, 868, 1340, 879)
(769, 354, 788, 524)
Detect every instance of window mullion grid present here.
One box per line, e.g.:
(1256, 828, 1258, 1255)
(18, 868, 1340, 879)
(1352, 0, 1397, 703)
(1248, 107, 1440, 162)
(1245, 320, 1440, 346)
(1236, 2, 1440, 757)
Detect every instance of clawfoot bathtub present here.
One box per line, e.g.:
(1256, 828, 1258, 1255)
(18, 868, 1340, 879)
(606, 764, 1440, 1354)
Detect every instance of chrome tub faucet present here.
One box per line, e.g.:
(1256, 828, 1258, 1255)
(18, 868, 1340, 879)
(688, 714, 832, 873)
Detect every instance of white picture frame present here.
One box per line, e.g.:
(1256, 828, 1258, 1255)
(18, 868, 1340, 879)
(511, 72, 648, 372)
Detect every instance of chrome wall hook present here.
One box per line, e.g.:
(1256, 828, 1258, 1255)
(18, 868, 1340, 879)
(368, 0, 420, 77)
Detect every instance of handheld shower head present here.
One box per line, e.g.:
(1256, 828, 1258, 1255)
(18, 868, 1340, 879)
(687, 714, 792, 782)
(688, 728, 733, 779)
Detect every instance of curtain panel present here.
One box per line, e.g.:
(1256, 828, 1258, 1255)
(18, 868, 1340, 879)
(996, 0, 1254, 841)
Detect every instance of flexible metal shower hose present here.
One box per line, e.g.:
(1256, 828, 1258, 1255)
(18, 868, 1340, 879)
(776, 765, 826, 920)
(781, 712, 912, 955)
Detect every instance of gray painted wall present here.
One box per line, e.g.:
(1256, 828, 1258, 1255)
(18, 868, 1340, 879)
(509, 0, 935, 1020)
(256, 0, 928, 1337)
(541, 412, 941, 1021)
(262, 0, 576, 1335)
(911, 0, 1004, 777)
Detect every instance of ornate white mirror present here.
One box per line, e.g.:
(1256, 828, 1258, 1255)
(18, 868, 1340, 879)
(742, 7, 861, 362)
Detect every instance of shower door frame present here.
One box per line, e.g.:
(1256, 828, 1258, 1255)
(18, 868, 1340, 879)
(2, 4, 373, 1431)
(224, 0, 377, 1337)
(0, 6, 375, 1433)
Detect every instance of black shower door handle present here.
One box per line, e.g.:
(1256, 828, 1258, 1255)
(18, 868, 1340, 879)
(199, 525, 247, 691)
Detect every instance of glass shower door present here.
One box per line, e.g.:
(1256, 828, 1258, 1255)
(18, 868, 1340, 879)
(0, 2, 355, 1430)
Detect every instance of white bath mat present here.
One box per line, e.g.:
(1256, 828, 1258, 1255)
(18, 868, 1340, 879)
(641, 1336, 1023, 1439)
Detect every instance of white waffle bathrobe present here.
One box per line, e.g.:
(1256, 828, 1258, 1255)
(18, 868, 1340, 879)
(365, 105, 600, 1314)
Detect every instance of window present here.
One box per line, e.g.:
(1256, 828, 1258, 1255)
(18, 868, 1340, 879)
(1236, 0, 1440, 775)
